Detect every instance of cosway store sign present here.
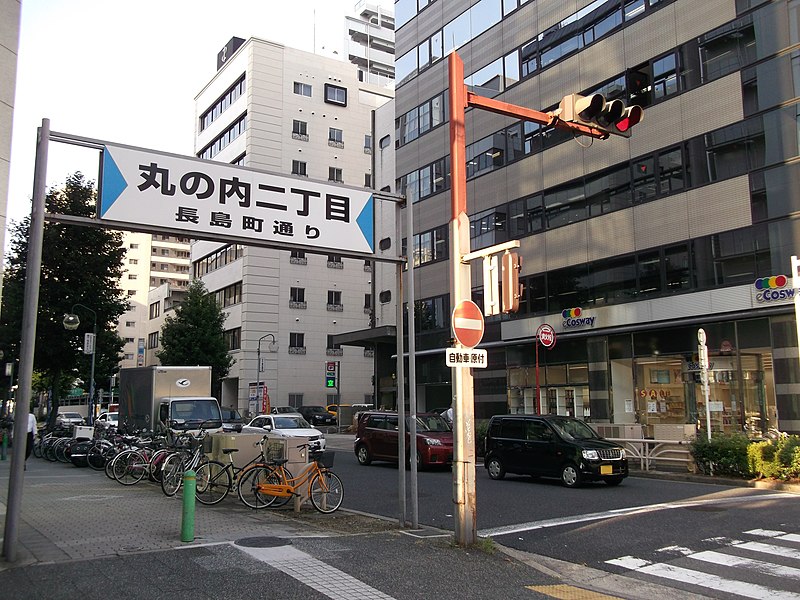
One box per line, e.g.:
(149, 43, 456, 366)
(753, 275, 796, 304)
(99, 143, 375, 254)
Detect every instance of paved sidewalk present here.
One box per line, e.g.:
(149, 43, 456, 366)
(0, 450, 717, 600)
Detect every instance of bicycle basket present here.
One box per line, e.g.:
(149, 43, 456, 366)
(262, 438, 287, 462)
(313, 450, 335, 468)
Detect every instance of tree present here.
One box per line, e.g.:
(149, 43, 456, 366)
(156, 279, 234, 397)
(0, 173, 129, 427)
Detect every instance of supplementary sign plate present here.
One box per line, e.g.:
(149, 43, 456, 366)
(446, 348, 488, 368)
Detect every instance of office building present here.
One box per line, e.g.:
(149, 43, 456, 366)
(391, 0, 800, 435)
(192, 34, 393, 416)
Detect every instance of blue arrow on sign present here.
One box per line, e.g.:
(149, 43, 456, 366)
(356, 194, 374, 253)
(100, 147, 128, 217)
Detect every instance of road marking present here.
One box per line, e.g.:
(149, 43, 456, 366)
(479, 493, 795, 538)
(736, 541, 800, 560)
(234, 542, 395, 600)
(655, 545, 692, 556)
(527, 584, 624, 599)
(637, 563, 800, 600)
(689, 550, 800, 580)
(745, 528, 786, 537)
(605, 556, 651, 569)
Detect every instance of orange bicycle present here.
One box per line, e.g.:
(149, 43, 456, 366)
(238, 443, 344, 513)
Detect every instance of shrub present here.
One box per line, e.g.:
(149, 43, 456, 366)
(690, 433, 752, 478)
(475, 420, 490, 458)
(748, 435, 800, 480)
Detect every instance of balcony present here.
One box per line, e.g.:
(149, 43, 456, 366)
(326, 348, 344, 357)
(288, 346, 306, 355)
(327, 261, 344, 269)
(328, 140, 345, 149)
(290, 256, 308, 265)
(292, 132, 309, 142)
(327, 304, 344, 312)
(289, 301, 307, 309)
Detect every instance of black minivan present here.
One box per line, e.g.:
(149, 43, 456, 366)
(484, 415, 628, 487)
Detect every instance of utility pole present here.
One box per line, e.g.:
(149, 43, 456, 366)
(447, 52, 638, 546)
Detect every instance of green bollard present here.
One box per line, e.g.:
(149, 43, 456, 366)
(181, 470, 196, 543)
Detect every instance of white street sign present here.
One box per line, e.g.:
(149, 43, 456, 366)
(99, 143, 375, 254)
(446, 348, 488, 368)
(83, 333, 95, 355)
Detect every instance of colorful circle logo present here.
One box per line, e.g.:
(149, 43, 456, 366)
(561, 308, 582, 319)
(754, 275, 788, 290)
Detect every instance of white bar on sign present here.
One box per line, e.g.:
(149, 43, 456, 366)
(454, 317, 482, 330)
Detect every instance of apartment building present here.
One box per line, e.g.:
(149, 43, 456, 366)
(191, 34, 393, 417)
(346, 0, 396, 87)
(117, 232, 191, 368)
(390, 0, 800, 435)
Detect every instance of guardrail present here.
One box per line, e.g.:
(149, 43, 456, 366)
(607, 438, 694, 472)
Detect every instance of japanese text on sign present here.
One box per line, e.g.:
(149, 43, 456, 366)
(445, 348, 488, 368)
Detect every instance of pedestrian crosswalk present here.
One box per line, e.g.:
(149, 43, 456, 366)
(605, 529, 800, 599)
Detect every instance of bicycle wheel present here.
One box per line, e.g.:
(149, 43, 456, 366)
(116, 450, 147, 485)
(148, 448, 171, 482)
(32, 437, 43, 459)
(160, 452, 186, 497)
(309, 471, 344, 514)
(55, 439, 71, 463)
(86, 443, 107, 470)
(44, 440, 58, 462)
(195, 460, 231, 505)
(237, 466, 282, 509)
(105, 449, 119, 479)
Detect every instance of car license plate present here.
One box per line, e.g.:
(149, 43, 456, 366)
(600, 464, 613, 475)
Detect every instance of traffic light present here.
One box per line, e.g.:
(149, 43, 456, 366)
(558, 93, 643, 138)
(501, 251, 522, 313)
(325, 361, 337, 389)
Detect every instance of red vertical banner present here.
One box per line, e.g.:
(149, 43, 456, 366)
(261, 385, 270, 415)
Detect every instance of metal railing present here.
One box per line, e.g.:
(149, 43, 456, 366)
(607, 437, 694, 471)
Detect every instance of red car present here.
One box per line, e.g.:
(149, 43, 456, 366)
(354, 411, 453, 469)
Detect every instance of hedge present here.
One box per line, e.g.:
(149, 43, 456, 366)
(747, 435, 800, 480)
(690, 433, 800, 480)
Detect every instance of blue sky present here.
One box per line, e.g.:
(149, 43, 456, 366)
(7, 0, 389, 232)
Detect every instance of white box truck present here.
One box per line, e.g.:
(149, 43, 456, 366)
(119, 366, 222, 434)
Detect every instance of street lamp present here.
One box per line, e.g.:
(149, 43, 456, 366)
(63, 303, 97, 426)
(256, 334, 276, 415)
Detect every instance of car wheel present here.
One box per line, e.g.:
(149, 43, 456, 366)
(561, 463, 582, 488)
(604, 476, 624, 486)
(486, 457, 505, 480)
(356, 444, 372, 465)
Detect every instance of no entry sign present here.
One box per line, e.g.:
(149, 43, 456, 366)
(452, 300, 485, 348)
(537, 323, 556, 348)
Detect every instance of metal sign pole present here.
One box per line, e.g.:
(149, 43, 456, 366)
(448, 53, 476, 546)
(3, 119, 50, 563)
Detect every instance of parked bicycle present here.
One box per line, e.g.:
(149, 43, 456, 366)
(160, 426, 213, 496)
(239, 443, 344, 513)
(194, 435, 277, 506)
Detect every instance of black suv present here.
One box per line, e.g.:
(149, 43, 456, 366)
(299, 405, 336, 426)
(483, 415, 628, 487)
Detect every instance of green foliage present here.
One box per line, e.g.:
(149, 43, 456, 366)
(689, 433, 753, 478)
(0, 173, 129, 426)
(156, 279, 234, 396)
(748, 435, 800, 480)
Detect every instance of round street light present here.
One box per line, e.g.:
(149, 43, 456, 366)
(63, 305, 97, 424)
(63, 313, 80, 330)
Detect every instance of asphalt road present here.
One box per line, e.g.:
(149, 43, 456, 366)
(326, 434, 800, 599)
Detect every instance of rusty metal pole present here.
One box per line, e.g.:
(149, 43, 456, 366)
(448, 53, 476, 546)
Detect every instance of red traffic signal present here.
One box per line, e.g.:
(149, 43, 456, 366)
(558, 93, 644, 138)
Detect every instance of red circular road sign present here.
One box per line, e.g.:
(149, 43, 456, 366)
(452, 300, 485, 348)
(537, 323, 556, 348)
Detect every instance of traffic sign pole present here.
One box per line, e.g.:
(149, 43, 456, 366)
(535, 324, 556, 415)
(448, 52, 477, 547)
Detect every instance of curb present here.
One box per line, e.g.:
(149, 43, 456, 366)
(630, 469, 800, 494)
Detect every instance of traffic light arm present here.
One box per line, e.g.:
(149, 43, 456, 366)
(465, 91, 609, 140)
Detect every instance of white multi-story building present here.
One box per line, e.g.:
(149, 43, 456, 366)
(192, 34, 393, 417)
(345, 0, 395, 88)
(117, 232, 191, 369)
(0, 0, 22, 306)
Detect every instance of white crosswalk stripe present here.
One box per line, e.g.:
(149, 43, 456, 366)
(605, 528, 800, 599)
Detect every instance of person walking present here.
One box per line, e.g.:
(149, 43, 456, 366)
(25, 411, 36, 469)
